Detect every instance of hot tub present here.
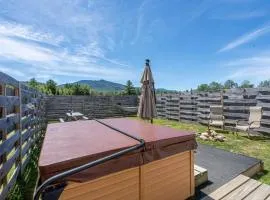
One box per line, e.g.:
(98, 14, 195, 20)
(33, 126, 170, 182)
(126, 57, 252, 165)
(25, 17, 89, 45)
(38, 118, 197, 200)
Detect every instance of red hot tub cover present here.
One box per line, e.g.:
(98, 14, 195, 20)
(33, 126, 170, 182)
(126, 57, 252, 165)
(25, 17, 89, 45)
(100, 118, 197, 163)
(39, 118, 197, 182)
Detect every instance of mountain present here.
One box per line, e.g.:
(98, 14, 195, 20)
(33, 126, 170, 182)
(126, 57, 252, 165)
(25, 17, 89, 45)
(65, 80, 126, 92)
(61, 79, 178, 93)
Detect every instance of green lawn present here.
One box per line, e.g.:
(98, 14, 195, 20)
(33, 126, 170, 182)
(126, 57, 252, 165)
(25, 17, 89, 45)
(149, 118, 270, 185)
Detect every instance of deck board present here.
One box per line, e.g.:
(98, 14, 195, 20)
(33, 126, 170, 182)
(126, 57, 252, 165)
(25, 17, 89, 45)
(208, 175, 270, 200)
(208, 174, 249, 200)
(244, 184, 270, 200)
(222, 179, 261, 200)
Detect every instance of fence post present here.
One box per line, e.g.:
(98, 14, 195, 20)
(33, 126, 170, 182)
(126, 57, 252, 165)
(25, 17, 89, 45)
(18, 82, 23, 176)
(0, 83, 8, 188)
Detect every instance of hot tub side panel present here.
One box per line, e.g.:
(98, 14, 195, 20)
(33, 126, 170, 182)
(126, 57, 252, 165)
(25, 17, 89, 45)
(58, 167, 140, 200)
(140, 150, 194, 200)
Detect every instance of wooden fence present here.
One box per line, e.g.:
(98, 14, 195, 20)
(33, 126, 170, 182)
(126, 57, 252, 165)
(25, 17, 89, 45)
(0, 72, 46, 200)
(45, 95, 138, 120)
(157, 88, 270, 135)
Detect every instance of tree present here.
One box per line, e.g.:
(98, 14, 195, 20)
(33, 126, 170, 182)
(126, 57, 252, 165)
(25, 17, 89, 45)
(197, 84, 209, 92)
(46, 79, 57, 95)
(209, 81, 223, 92)
(258, 80, 270, 87)
(124, 80, 136, 95)
(28, 78, 38, 89)
(224, 80, 238, 89)
(240, 80, 254, 88)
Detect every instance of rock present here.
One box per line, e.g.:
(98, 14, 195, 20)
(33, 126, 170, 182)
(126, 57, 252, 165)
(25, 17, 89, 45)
(201, 132, 209, 137)
(199, 135, 209, 141)
(210, 130, 218, 136)
(216, 134, 225, 142)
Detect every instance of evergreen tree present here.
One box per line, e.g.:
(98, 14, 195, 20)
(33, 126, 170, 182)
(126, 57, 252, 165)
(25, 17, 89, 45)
(240, 80, 254, 88)
(224, 80, 238, 89)
(46, 79, 57, 95)
(197, 84, 209, 92)
(28, 78, 38, 89)
(258, 80, 270, 87)
(209, 81, 223, 92)
(124, 80, 136, 95)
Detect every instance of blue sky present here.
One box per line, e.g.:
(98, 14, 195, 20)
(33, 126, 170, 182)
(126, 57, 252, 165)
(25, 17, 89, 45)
(1, 0, 270, 90)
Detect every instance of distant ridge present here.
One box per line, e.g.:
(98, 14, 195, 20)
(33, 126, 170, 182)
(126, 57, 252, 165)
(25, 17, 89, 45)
(60, 79, 178, 93)
(61, 79, 125, 92)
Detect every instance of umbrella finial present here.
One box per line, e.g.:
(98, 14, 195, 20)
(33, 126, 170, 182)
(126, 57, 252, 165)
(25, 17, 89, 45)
(145, 59, 150, 66)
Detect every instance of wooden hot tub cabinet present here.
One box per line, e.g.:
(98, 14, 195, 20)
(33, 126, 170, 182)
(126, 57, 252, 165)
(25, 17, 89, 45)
(140, 151, 194, 200)
(59, 167, 140, 200)
(38, 118, 197, 200)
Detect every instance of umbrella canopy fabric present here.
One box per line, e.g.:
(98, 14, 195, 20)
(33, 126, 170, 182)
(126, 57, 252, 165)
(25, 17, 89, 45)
(137, 59, 157, 120)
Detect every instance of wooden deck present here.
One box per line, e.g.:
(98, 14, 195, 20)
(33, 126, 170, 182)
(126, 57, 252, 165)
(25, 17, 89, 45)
(208, 175, 270, 200)
(195, 165, 208, 187)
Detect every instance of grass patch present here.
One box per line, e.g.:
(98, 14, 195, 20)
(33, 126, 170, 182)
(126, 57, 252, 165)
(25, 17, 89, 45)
(136, 118, 270, 185)
(7, 144, 42, 200)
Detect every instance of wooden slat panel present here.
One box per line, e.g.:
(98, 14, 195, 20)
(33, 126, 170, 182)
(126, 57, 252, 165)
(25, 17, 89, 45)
(0, 131, 20, 157)
(0, 148, 19, 180)
(190, 151, 195, 195)
(0, 96, 20, 107)
(140, 151, 193, 200)
(21, 140, 33, 157)
(21, 155, 31, 172)
(0, 114, 20, 130)
(60, 167, 139, 200)
(142, 152, 189, 173)
(0, 166, 20, 200)
(22, 129, 34, 143)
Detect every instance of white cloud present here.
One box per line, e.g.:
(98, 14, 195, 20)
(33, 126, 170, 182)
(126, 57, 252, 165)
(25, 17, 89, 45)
(224, 53, 270, 81)
(0, 1, 137, 83)
(0, 35, 134, 82)
(130, 0, 150, 45)
(0, 36, 59, 62)
(218, 25, 270, 52)
(0, 22, 64, 45)
(227, 66, 270, 80)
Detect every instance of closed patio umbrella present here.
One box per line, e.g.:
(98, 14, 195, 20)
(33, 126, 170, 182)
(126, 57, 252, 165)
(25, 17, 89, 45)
(137, 59, 157, 123)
